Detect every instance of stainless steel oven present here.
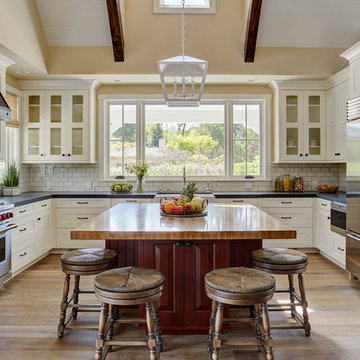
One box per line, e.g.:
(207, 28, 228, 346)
(0, 203, 15, 287)
(331, 202, 346, 237)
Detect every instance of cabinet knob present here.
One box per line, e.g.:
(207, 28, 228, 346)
(41, 154, 44, 157)
(300, 154, 303, 157)
(327, 216, 331, 220)
(67, 154, 71, 157)
(185, 241, 194, 247)
(62, 154, 65, 157)
(305, 154, 309, 157)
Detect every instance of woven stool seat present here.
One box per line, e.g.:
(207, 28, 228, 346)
(61, 248, 117, 266)
(252, 248, 308, 266)
(205, 267, 275, 294)
(94, 266, 165, 293)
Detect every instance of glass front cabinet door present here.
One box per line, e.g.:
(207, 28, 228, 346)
(23, 91, 45, 161)
(67, 91, 89, 161)
(303, 91, 325, 161)
(45, 91, 67, 161)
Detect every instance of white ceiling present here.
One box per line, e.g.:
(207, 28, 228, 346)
(35, 0, 112, 46)
(258, 0, 360, 48)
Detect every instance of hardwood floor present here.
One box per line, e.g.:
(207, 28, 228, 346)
(0, 254, 359, 360)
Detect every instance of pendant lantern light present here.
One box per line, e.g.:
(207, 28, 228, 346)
(157, 0, 208, 107)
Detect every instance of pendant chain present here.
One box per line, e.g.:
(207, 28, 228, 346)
(181, 0, 185, 57)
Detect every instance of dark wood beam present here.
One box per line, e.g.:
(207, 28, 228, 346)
(244, 0, 263, 63)
(106, 0, 124, 62)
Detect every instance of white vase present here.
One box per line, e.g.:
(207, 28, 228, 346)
(3, 187, 21, 196)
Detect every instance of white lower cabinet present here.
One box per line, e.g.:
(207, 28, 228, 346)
(11, 199, 53, 274)
(315, 198, 346, 268)
(56, 198, 111, 249)
(111, 198, 152, 206)
(216, 198, 259, 207)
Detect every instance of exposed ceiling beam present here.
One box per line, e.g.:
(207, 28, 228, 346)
(244, 0, 263, 63)
(106, 0, 124, 62)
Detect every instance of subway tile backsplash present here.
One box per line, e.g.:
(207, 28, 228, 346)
(20, 163, 346, 193)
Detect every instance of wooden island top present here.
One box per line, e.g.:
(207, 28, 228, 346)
(71, 203, 296, 241)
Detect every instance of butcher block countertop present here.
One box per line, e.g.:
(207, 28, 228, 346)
(71, 203, 296, 241)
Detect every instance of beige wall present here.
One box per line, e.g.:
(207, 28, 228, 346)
(0, 0, 47, 74)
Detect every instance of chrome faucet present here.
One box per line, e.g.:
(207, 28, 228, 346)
(183, 166, 186, 187)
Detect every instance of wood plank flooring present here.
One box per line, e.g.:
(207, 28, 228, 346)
(0, 254, 359, 360)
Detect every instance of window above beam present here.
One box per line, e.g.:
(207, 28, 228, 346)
(154, 0, 216, 13)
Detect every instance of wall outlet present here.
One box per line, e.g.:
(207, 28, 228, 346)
(86, 181, 92, 190)
(47, 165, 54, 174)
(244, 182, 253, 189)
(40, 165, 46, 175)
(47, 181, 52, 190)
(312, 181, 318, 190)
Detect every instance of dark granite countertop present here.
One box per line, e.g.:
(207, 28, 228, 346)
(1, 191, 346, 207)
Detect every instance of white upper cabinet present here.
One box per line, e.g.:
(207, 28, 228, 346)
(326, 72, 349, 162)
(341, 41, 360, 99)
(21, 81, 98, 163)
(275, 83, 326, 162)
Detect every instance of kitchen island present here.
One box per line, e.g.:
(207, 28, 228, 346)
(71, 203, 296, 334)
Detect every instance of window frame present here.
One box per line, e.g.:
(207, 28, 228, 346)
(99, 94, 271, 181)
(153, 0, 216, 14)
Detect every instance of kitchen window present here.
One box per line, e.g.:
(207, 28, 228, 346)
(154, 0, 216, 13)
(144, 103, 225, 177)
(100, 97, 270, 180)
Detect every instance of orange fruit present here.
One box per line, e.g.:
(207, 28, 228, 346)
(165, 202, 176, 214)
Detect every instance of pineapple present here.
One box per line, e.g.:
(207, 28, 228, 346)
(180, 182, 198, 201)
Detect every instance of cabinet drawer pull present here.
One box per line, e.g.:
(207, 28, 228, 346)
(77, 217, 89, 220)
(321, 203, 328, 207)
(281, 201, 292, 204)
(126, 200, 138, 203)
(41, 204, 47, 207)
(77, 201, 88, 205)
(232, 200, 244, 203)
(281, 216, 292, 220)
(185, 241, 194, 247)
(19, 210, 26, 214)
(337, 247, 344, 252)
(176, 241, 184, 247)
(20, 227, 27, 232)
(19, 252, 27, 257)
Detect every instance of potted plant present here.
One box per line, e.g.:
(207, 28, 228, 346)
(126, 162, 149, 193)
(3, 162, 20, 196)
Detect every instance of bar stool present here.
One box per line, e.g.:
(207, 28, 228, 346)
(93, 266, 164, 360)
(205, 267, 276, 360)
(58, 248, 117, 337)
(252, 248, 311, 336)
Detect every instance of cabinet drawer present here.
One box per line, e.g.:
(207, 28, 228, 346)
(263, 227, 313, 248)
(264, 208, 313, 228)
(217, 198, 259, 207)
(12, 239, 36, 272)
(261, 198, 313, 209)
(13, 204, 34, 219)
(56, 198, 110, 209)
(317, 199, 331, 211)
(56, 208, 103, 229)
(34, 199, 52, 212)
(111, 198, 152, 206)
(12, 219, 35, 240)
(333, 233, 346, 265)
(56, 229, 105, 249)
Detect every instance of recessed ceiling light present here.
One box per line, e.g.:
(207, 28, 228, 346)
(15, 70, 29, 75)
(112, 79, 122, 83)
(247, 79, 257, 83)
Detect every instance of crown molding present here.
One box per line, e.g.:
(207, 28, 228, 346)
(341, 41, 360, 63)
(0, 53, 15, 68)
(18, 79, 98, 90)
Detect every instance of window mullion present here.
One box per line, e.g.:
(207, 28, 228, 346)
(226, 101, 232, 178)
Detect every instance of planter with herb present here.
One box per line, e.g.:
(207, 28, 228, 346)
(3, 163, 20, 196)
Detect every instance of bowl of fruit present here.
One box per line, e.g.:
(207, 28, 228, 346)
(111, 181, 133, 193)
(317, 185, 339, 194)
(160, 182, 208, 217)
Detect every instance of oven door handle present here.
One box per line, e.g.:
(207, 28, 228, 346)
(347, 232, 360, 242)
(0, 224, 17, 236)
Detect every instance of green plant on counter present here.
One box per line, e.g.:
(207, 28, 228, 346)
(125, 162, 149, 193)
(3, 162, 20, 187)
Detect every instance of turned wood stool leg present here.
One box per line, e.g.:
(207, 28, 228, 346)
(288, 274, 296, 319)
(146, 303, 157, 360)
(298, 273, 311, 336)
(152, 301, 163, 354)
(95, 303, 109, 360)
(262, 303, 274, 360)
(107, 304, 115, 344)
(212, 302, 224, 360)
(254, 303, 263, 353)
(72, 275, 80, 319)
(208, 300, 218, 352)
(58, 274, 70, 338)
